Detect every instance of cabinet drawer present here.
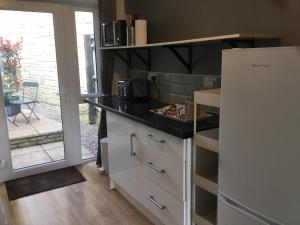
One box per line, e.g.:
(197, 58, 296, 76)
(139, 174, 184, 225)
(136, 123, 184, 161)
(137, 149, 184, 201)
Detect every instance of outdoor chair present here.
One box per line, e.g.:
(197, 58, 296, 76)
(9, 81, 40, 125)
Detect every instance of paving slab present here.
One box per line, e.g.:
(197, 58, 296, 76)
(41, 141, 64, 150)
(8, 113, 62, 139)
(10, 141, 94, 169)
(8, 126, 38, 140)
(11, 146, 51, 170)
(45, 147, 65, 161)
(11, 146, 43, 157)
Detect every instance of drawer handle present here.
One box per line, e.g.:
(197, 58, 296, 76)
(147, 196, 166, 210)
(146, 162, 165, 173)
(146, 135, 165, 143)
(130, 134, 136, 156)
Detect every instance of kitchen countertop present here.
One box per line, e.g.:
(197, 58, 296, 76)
(84, 96, 219, 139)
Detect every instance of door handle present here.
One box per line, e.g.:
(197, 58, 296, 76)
(130, 133, 136, 156)
(147, 196, 166, 210)
(146, 135, 165, 143)
(146, 162, 165, 173)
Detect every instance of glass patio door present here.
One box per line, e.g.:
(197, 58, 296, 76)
(74, 9, 101, 160)
(0, 1, 83, 181)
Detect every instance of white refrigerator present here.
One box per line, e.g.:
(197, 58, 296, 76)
(219, 47, 300, 225)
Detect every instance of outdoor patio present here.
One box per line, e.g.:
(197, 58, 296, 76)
(8, 110, 62, 141)
(8, 109, 96, 170)
(1, 11, 98, 170)
(11, 141, 94, 170)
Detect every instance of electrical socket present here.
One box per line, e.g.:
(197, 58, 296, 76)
(148, 73, 157, 83)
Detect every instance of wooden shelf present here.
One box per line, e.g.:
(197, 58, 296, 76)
(193, 212, 217, 225)
(100, 33, 278, 50)
(194, 174, 218, 196)
(194, 89, 221, 108)
(194, 128, 219, 153)
(101, 34, 280, 73)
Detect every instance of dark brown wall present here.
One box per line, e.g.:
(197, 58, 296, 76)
(125, 0, 286, 43)
(111, 0, 287, 94)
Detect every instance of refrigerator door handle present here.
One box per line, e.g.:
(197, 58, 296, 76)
(219, 194, 284, 225)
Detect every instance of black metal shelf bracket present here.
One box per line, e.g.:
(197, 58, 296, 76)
(132, 48, 151, 71)
(113, 50, 132, 70)
(127, 50, 132, 70)
(113, 49, 151, 71)
(168, 46, 192, 73)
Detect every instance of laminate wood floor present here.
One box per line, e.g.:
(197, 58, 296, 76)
(0, 162, 154, 225)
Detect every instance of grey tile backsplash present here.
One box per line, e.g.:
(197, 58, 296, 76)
(129, 70, 221, 104)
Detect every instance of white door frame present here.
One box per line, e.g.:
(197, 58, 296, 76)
(0, 1, 96, 181)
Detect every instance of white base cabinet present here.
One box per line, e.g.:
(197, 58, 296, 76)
(106, 112, 139, 200)
(107, 112, 192, 225)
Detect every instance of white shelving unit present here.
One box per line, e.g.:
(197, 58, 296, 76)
(194, 89, 220, 108)
(194, 172, 218, 196)
(193, 211, 217, 225)
(193, 89, 221, 225)
(194, 128, 219, 153)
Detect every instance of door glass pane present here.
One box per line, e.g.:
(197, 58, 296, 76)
(0, 10, 65, 170)
(79, 103, 98, 159)
(75, 11, 98, 95)
(75, 11, 98, 160)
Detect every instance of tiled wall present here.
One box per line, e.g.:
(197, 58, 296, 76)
(129, 70, 221, 104)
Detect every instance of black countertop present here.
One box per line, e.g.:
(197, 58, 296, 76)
(84, 96, 219, 139)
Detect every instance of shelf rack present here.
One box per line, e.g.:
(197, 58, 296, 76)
(194, 128, 219, 153)
(100, 34, 280, 73)
(193, 89, 221, 225)
(193, 210, 217, 225)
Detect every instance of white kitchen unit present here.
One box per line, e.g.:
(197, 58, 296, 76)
(107, 112, 192, 225)
(106, 112, 139, 199)
(193, 89, 220, 225)
(219, 47, 300, 225)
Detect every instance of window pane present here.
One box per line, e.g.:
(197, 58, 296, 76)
(0, 10, 65, 170)
(75, 11, 97, 95)
(75, 11, 98, 160)
(79, 103, 98, 160)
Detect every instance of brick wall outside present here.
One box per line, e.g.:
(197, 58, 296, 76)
(0, 11, 94, 106)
